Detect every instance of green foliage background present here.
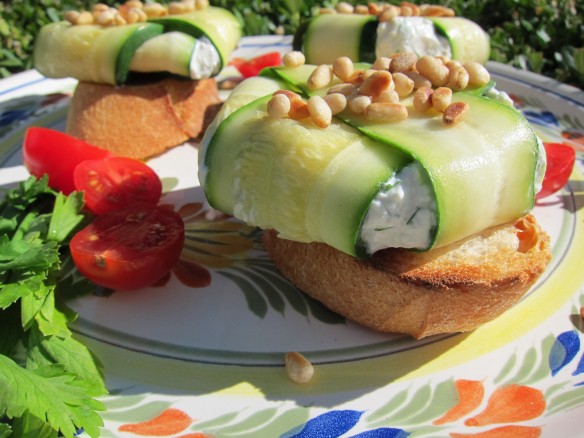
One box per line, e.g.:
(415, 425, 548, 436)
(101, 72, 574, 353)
(1, 0, 583, 89)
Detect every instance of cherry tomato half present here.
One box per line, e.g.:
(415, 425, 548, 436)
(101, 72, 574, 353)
(74, 157, 162, 215)
(70, 204, 185, 290)
(235, 52, 282, 78)
(536, 142, 576, 199)
(23, 127, 112, 194)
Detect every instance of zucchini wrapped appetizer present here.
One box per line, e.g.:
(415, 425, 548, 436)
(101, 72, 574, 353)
(34, 1, 241, 85)
(198, 52, 551, 338)
(293, 2, 490, 65)
(33, 1, 241, 159)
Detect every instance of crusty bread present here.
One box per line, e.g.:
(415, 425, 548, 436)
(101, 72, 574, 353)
(66, 78, 222, 159)
(262, 215, 551, 338)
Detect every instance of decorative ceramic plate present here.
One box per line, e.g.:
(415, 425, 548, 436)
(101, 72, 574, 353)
(1, 35, 584, 438)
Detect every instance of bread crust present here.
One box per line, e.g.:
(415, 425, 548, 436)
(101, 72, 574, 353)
(66, 78, 222, 159)
(262, 215, 551, 338)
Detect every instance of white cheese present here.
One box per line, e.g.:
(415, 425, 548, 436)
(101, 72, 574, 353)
(189, 36, 221, 79)
(534, 136, 547, 195)
(360, 163, 437, 253)
(376, 17, 451, 58)
(485, 88, 515, 107)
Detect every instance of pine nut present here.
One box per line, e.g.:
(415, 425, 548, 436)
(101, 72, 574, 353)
(359, 70, 392, 98)
(143, 2, 167, 17)
(346, 70, 366, 86)
(402, 2, 421, 16)
(323, 93, 347, 115)
(379, 5, 400, 21)
(372, 56, 391, 71)
(327, 83, 357, 96)
(288, 100, 310, 120)
(464, 62, 491, 86)
(354, 5, 369, 14)
(416, 55, 449, 87)
(92, 3, 109, 16)
(283, 51, 305, 68)
(400, 4, 414, 16)
(443, 101, 469, 126)
(274, 89, 308, 120)
(96, 9, 116, 25)
(135, 8, 148, 21)
(76, 11, 95, 24)
(336, 2, 354, 13)
(64, 10, 80, 24)
(267, 94, 291, 119)
(375, 89, 400, 104)
(392, 72, 414, 98)
(308, 96, 332, 128)
(436, 55, 450, 65)
(195, 0, 209, 10)
(169, 1, 194, 14)
(333, 56, 354, 81)
(125, 7, 142, 23)
(368, 2, 382, 15)
(580, 306, 584, 319)
(389, 52, 418, 73)
(285, 352, 314, 384)
(404, 71, 432, 89)
(125, 0, 143, 8)
(319, 7, 336, 15)
(432, 87, 453, 112)
(347, 95, 371, 115)
(114, 13, 127, 25)
(366, 102, 408, 122)
(447, 65, 469, 90)
(413, 86, 434, 112)
(362, 69, 378, 81)
(307, 64, 333, 90)
(420, 5, 455, 17)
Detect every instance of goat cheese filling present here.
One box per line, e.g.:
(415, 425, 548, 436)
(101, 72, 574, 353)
(376, 17, 451, 58)
(190, 36, 221, 79)
(361, 162, 437, 253)
(360, 128, 546, 254)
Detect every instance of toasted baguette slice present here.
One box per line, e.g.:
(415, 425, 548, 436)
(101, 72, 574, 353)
(66, 78, 222, 159)
(263, 215, 551, 338)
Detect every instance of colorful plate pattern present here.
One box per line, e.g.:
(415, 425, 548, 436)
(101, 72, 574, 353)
(1, 36, 584, 438)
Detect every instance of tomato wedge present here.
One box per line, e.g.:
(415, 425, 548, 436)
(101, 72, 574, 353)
(23, 127, 112, 194)
(70, 204, 185, 290)
(74, 157, 162, 215)
(235, 52, 282, 78)
(536, 142, 576, 199)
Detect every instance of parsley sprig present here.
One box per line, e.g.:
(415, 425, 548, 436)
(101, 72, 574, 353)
(0, 176, 106, 437)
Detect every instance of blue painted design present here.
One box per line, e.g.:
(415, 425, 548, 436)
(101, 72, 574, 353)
(523, 110, 559, 127)
(0, 109, 33, 127)
(573, 350, 584, 376)
(549, 331, 580, 376)
(287, 410, 363, 438)
(350, 428, 410, 438)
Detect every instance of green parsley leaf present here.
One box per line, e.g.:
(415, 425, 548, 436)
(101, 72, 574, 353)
(0, 176, 105, 436)
(10, 411, 59, 438)
(0, 355, 105, 438)
(47, 192, 86, 243)
(0, 423, 12, 438)
(26, 325, 107, 395)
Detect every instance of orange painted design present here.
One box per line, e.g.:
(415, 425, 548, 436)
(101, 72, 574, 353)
(118, 408, 193, 436)
(464, 385, 545, 426)
(179, 434, 212, 438)
(434, 380, 485, 425)
(172, 259, 212, 288)
(450, 425, 542, 438)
